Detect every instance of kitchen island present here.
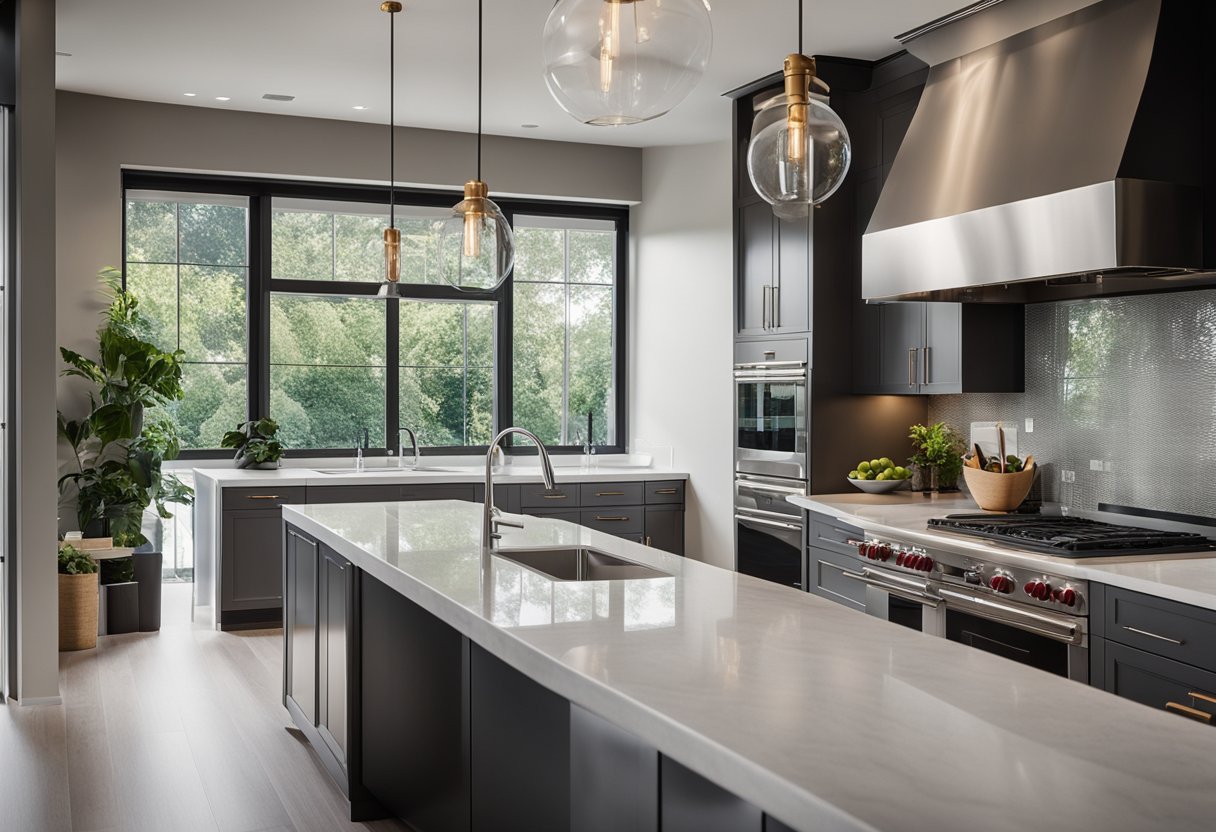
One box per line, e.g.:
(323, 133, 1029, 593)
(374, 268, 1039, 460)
(283, 499, 1216, 832)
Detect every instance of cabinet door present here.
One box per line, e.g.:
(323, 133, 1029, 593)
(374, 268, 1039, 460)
(738, 202, 775, 335)
(221, 508, 286, 612)
(774, 212, 810, 333)
(571, 705, 658, 832)
(644, 507, 684, 555)
(399, 483, 477, 502)
(284, 528, 318, 724)
(660, 756, 762, 832)
(921, 303, 963, 394)
(877, 302, 925, 393)
(318, 545, 353, 768)
(1105, 641, 1216, 725)
(853, 170, 884, 392)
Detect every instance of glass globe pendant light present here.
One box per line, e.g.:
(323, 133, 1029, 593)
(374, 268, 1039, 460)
(542, 0, 713, 126)
(746, 0, 851, 219)
(376, 1, 406, 299)
(436, 0, 514, 292)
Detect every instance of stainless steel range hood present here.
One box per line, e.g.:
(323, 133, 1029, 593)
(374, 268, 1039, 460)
(862, 0, 1212, 303)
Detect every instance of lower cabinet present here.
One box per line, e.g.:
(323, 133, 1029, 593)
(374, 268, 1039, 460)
(1103, 640, 1216, 723)
(520, 480, 687, 556)
(284, 532, 792, 830)
(644, 505, 684, 554)
(220, 508, 289, 629)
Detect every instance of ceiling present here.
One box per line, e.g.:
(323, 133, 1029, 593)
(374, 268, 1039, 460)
(55, 0, 965, 148)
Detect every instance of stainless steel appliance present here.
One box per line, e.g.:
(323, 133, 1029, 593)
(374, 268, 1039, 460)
(840, 536, 1091, 682)
(734, 357, 809, 588)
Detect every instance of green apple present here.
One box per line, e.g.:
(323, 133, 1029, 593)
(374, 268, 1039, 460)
(858, 461, 872, 473)
(878, 457, 894, 471)
(876, 472, 888, 481)
(848, 470, 860, 480)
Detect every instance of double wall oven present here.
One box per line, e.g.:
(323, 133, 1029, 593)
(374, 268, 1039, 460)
(734, 351, 808, 589)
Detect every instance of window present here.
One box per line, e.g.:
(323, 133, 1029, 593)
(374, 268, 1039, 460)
(513, 215, 618, 446)
(122, 174, 626, 456)
(124, 191, 249, 449)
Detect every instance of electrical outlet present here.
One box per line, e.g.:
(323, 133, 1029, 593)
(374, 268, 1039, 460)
(1061, 470, 1076, 483)
(1024, 418, 1034, 433)
(1090, 459, 1104, 471)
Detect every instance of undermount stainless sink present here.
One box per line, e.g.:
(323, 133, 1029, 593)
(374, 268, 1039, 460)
(313, 466, 470, 475)
(494, 547, 671, 582)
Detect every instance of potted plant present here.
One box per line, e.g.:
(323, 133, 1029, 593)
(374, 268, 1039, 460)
(58, 544, 99, 651)
(908, 422, 966, 492)
(221, 418, 285, 469)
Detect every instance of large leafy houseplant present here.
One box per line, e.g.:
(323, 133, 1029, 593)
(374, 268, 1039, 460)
(221, 418, 285, 469)
(908, 422, 966, 492)
(58, 270, 194, 546)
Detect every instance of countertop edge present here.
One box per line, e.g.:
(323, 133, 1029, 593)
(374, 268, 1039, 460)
(792, 495, 1216, 612)
(280, 504, 874, 832)
(195, 467, 690, 487)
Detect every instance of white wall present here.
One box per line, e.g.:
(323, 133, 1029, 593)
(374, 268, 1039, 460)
(630, 142, 734, 569)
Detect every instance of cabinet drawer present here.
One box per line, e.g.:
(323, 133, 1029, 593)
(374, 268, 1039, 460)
(580, 509, 644, 536)
(524, 508, 582, 525)
(581, 483, 644, 507)
(399, 483, 476, 502)
(645, 481, 685, 505)
(520, 482, 580, 508)
(807, 511, 863, 558)
(1106, 587, 1216, 672)
(1105, 641, 1216, 725)
(307, 485, 400, 504)
(222, 486, 307, 511)
(807, 546, 865, 612)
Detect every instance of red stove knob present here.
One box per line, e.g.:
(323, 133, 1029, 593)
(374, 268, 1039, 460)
(868, 545, 879, 560)
(857, 542, 869, 558)
(919, 556, 934, 572)
(1024, 581, 1037, 596)
(907, 554, 923, 570)
(879, 545, 893, 562)
(990, 575, 1013, 594)
(896, 551, 907, 566)
(1024, 580, 1051, 600)
(1060, 588, 1077, 607)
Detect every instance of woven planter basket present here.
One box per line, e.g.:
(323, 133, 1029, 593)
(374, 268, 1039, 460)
(59, 572, 99, 651)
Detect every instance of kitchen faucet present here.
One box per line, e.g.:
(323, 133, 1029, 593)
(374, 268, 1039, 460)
(483, 427, 555, 551)
(353, 428, 369, 471)
(398, 427, 420, 470)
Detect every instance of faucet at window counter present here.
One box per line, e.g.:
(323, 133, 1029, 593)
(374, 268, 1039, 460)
(482, 427, 556, 551)
(398, 426, 420, 470)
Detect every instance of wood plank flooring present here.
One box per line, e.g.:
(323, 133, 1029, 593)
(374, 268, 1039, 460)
(0, 583, 408, 832)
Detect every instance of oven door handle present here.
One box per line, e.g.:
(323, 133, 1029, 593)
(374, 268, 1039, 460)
(841, 567, 941, 607)
(733, 371, 808, 382)
(734, 514, 802, 532)
(735, 479, 807, 496)
(936, 586, 1083, 645)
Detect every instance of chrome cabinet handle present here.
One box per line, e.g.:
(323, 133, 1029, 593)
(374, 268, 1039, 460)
(922, 346, 930, 385)
(542, 493, 568, 500)
(908, 348, 917, 388)
(248, 495, 281, 500)
(1165, 702, 1212, 724)
(594, 491, 625, 497)
(644, 536, 653, 547)
(1122, 625, 1184, 645)
(653, 488, 679, 495)
(762, 285, 772, 329)
(773, 285, 781, 328)
(594, 515, 631, 522)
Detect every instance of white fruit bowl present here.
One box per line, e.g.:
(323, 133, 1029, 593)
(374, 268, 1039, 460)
(847, 477, 908, 494)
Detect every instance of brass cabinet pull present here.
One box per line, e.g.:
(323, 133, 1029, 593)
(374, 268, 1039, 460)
(543, 493, 568, 500)
(595, 515, 630, 522)
(1165, 702, 1212, 723)
(1189, 691, 1216, 707)
(644, 536, 653, 546)
(1122, 625, 1184, 645)
(907, 348, 916, 387)
(654, 488, 678, 495)
(247, 495, 281, 500)
(922, 346, 930, 385)
(595, 491, 625, 497)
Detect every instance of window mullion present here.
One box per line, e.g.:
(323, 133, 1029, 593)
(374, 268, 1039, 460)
(386, 298, 400, 453)
(561, 230, 571, 447)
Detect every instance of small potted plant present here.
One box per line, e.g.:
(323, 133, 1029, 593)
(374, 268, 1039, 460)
(908, 422, 966, 492)
(221, 418, 285, 469)
(58, 543, 99, 651)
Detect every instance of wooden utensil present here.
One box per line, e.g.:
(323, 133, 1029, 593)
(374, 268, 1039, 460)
(973, 443, 987, 470)
(997, 423, 1007, 473)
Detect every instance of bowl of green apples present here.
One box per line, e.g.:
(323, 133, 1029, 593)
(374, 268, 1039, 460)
(847, 457, 911, 494)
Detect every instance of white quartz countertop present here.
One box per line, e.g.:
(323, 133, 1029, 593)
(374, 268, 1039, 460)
(283, 499, 1216, 832)
(792, 492, 1216, 611)
(193, 461, 688, 488)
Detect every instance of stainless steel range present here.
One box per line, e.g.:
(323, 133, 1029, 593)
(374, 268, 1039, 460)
(842, 514, 1216, 683)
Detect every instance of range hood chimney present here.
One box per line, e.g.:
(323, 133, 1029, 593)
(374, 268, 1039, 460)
(862, 0, 1213, 303)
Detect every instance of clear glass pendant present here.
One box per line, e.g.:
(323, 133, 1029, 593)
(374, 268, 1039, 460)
(435, 180, 515, 291)
(747, 55, 851, 217)
(542, 0, 713, 126)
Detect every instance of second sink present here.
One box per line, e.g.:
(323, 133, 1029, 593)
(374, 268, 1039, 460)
(495, 546, 670, 582)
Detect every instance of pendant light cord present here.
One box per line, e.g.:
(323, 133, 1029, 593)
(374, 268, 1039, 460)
(389, 4, 396, 229)
(477, 0, 483, 181)
(798, 0, 803, 55)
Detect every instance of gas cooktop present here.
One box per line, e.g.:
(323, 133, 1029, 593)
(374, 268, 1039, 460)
(926, 514, 1216, 557)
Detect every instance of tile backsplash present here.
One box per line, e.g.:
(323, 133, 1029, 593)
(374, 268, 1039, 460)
(929, 291, 1216, 519)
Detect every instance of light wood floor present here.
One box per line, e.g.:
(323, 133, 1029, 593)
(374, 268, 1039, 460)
(1, 583, 408, 832)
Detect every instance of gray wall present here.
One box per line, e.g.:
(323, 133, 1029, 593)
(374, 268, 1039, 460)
(930, 292, 1216, 519)
(55, 91, 642, 414)
(630, 141, 734, 569)
(13, 0, 59, 703)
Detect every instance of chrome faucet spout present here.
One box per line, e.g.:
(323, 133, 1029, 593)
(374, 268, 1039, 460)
(398, 427, 420, 470)
(483, 427, 556, 551)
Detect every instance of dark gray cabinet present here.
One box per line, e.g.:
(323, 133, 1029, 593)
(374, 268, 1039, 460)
(284, 527, 318, 725)
(1103, 641, 1216, 724)
(660, 756, 763, 832)
(318, 545, 353, 767)
(806, 510, 866, 610)
(737, 202, 812, 337)
(644, 506, 684, 554)
(221, 508, 285, 615)
(520, 479, 686, 556)
(570, 705, 658, 832)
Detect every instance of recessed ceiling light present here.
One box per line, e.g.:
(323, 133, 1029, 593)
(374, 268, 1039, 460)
(215, 96, 231, 101)
(521, 123, 540, 129)
(353, 105, 368, 110)
(183, 92, 197, 97)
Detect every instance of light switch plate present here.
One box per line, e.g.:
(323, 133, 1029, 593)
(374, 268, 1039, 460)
(1024, 418, 1034, 433)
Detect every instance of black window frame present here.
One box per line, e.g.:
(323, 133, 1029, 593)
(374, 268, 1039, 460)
(121, 170, 629, 460)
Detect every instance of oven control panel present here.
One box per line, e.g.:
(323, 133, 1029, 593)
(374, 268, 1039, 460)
(852, 540, 935, 573)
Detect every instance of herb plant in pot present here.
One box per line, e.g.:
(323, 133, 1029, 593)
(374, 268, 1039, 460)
(221, 418, 285, 469)
(58, 544, 99, 651)
(58, 271, 194, 629)
(908, 422, 966, 492)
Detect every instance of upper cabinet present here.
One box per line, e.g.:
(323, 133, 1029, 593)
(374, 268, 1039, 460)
(736, 202, 811, 336)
